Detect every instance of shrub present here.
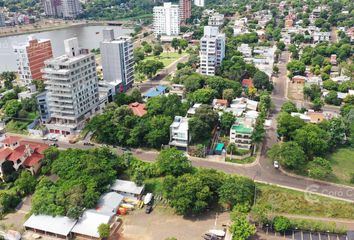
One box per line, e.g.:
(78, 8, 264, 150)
(273, 216, 291, 232)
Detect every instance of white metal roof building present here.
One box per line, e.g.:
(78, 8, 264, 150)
(71, 210, 112, 239)
(23, 215, 77, 239)
(96, 192, 124, 215)
(110, 179, 144, 198)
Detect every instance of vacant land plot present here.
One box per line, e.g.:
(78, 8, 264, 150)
(144, 52, 188, 67)
(328, 147, 354, 185)
(120, 207, 229, 240)
(256, 184, 354, 219)
(288, 82, 304, 101)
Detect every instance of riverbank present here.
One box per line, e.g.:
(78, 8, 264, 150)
(0, 19, 131, 38)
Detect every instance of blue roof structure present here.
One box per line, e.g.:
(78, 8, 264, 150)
(143, 85, 167, 98)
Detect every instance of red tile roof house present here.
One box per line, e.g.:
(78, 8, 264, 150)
(128, 102, 147, 117)
(241, 79, 254, 88)
(0, 137, 49, 178)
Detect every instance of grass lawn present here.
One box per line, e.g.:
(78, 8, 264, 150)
(328, 147, 354, 185)
(256, 184, 354, 219)
(225, 156, 255, 164)
(5, 112, 38, 134)
(144, 52, 188, 67)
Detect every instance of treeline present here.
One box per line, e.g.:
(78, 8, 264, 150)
(269, 101, 354, 180)
(86, 91, 188, 148)
(31, 147, 122, 219)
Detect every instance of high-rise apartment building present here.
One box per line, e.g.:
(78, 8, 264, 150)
(13, 36, 53, 85)
(0, 10, 5, 27)
(179, 0, 191, 24)
(194, 0, 205, 7)
(61, 0, 82, 18)
(153, 2, 180, 36)
(43, 0, 63, 18)
(42, 37, 99, 135)
(199, 26, 225, 76)
(43, 0, 81, 18)
(100, 29, 134, 93)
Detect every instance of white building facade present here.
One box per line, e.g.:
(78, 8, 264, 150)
(199, 26, 225, 76)
(169, 116, 190, 150)
(153, 2, 180, 36)
(43, 38, 99, 135)
(194, 0, 205, 7)
(100, 29, 134, 93)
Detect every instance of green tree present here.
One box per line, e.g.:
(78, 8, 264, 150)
(287, 60, 306, 76)
(189, 88, 217, 104)
(312, 98, 324, 111)
(322, 80, 338, 91)
(253, 70, 273, 91)
(4, 100, 22, 118)
(273, 216, 291, 232)
(133, 47, 145, 63)
(220, 112, 235, 132)
(229, 215, 256, 240)
(153, 43, 163, 56)
(218, 176, 255, 208)
(136, 60, 164, 78)
(163, 174, 213, 215)
(14, 171, 37, 196)
(157, 148, 192, 177)
(143, 43, 152, 54)
(325, 91, 341, 106)
(276, 41, 285, 51)
(222, 89, 236, 103)
(307, 157, 332, 179)
(268, 142, 306, 170)
(281, 101, 297, 114)
(277, 112, 306, 140)
(294, 124, 330, 158)
(98, 223, 110, 239)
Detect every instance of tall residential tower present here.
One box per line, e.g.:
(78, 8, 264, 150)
(199, 26, 225, 76)
(42, 37, 99, 135)
(153, 2, 180, 37)
(179, 0, 191, 24)
(13, 36, 53, 85)
(100, 29, 134, 93)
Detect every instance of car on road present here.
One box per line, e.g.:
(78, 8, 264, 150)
(42, 137, 48, 141)
(49, 137, 58, 142)
(50, 143, 59, 147)
(83, 142, 95, 146)
(273, 161, 279, 169)
(145, 205, 152, 214)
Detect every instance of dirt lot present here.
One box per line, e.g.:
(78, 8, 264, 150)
(119, 206, 230, 240)
(288, 82, 304, 101)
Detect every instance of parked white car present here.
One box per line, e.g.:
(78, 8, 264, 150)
(273, 161, 279, 169)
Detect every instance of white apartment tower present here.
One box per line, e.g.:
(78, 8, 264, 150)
(194, 0, 205, 7)
(100, 29, 134, 93)
(199, 26, 225, 76)
(42, 37, 99, 135)
(153, 2, 180, 36)
(61, 0, 82, 19)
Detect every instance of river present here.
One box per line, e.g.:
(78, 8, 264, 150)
(0, 25, 132, 72)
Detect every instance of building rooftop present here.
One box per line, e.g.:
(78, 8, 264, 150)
(171, 116, 188, 131)
(143, 85, 167, 98)
(242, 79, 254, 88)
(71, 210, 111, 238)
(96, 192, 124, 215)
(231, 122, 253, 134)
(128, 102, 147, 117)
(110, 179, 144, 195)
(24, 215, 77, 236)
